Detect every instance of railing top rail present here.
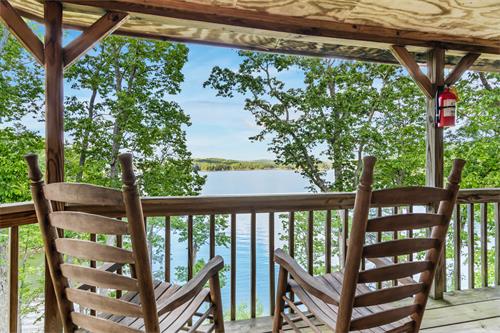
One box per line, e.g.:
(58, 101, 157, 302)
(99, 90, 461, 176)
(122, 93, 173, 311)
(1, 188, 498, 229)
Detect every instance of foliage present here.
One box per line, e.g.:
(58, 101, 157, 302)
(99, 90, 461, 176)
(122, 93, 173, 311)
(446, 72, 499, 188)
(0, 27, 45, 328)
(205, 52, 425, 193)
(0, 127, 44, 203)
(444, 72, 499, 289)
(172, 215, 230, 285)
(224, 302, 264, 321)
(64, 36, 204, 194)
(0, 28, 43, 123)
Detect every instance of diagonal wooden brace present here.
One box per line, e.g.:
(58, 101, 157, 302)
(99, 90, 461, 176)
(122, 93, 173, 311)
(0, 0, 44, 65)
(63, 11, 128, 68)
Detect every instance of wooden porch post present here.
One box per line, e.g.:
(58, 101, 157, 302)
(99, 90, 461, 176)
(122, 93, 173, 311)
(426, 47, 445, 299)
(391, 45, 480, 299)
(44, 1, 64, 331)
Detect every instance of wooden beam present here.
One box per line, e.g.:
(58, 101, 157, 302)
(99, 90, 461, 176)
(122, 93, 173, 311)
(445, 53, 481, 86)
(426, 47, 445, 300)
(63, 11, 128, 68)
(0, 0, 44, 64)
(391, 45, 434, 98)
(44, 1, 65, 331)
(62, 0, 500, 55)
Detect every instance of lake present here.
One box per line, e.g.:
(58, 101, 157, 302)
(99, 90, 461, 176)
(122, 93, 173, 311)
(163, 169, 333, 317)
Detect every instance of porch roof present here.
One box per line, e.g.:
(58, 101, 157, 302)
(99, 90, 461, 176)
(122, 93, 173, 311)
(8, 0, 500, 72)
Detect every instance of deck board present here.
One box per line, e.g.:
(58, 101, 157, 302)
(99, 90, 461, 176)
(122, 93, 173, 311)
(221, 287, 500, 332)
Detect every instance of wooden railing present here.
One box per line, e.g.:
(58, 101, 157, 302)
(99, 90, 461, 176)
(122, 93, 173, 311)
(1, 188, 499, 331)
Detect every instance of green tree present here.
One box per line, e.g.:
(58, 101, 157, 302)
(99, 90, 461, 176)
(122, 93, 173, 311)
(444, 72, 499, 289)
(204, 52, 426, 270)
(447, 72, 499, 188)
(171, 215, 230, 285)
(64, 36, 203, 194)
(205, 52, 425, 192)
(0, 27, 45, 329)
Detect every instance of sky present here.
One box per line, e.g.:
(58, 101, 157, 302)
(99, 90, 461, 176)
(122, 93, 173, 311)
(174, 44, 308, 160)
(166, 44, 272, 160)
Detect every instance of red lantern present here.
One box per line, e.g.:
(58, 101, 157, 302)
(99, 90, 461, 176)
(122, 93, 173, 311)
(437, 87, 457, 128)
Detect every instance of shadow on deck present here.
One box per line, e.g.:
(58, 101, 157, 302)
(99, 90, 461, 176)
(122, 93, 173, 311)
(221, 287, 500, 332)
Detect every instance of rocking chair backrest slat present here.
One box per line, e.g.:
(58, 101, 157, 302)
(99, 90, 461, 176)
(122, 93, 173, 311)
(44, 182, 124, 206)
(71, 312, 143, 333)
(336, 157, 465, 332)
(366, 213, 445, 232)
(60, 264, 139, 291)
(49, 211, 129, 235)
(371, 187, 451, 206)
(25, 153, 160, 333)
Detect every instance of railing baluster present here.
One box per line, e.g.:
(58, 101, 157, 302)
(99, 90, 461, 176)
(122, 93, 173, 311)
(408, 205, 414, 262)
(269, 212, 275, 316)
(341, 209, 349, 267)
(495, 202, 500, 286)
(90, 232, 96, 315)
(288, 211, 295, 257)
(480, 203, 488, 287)
(230, 213, 236, 321)
(453, 204, 461, 290)
(376, 207, 382, 290)
(9, 226, 19, 333)
(144, 217, 152, 266)
(392, 206, 398, 286)
(116, 232, 123, 299)
(308, 210, 314, 275)
(209, 214, 215, 259)
(188, 215, 193, 281)
(251, 211, 256, 318)
(325, 210, 332, 274)
(288, 211, 295, 307)
(165, 216, 171, 283)
(468, 203, 475, 289)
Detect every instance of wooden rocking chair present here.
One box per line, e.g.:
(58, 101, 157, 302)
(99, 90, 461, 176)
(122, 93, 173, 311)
(26, 153, 225, 333)
(273, 156, 465, 333)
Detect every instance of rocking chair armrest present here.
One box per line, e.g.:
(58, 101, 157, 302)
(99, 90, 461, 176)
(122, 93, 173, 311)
(274, 248, 339, 305)
(157, 255, 224, 316)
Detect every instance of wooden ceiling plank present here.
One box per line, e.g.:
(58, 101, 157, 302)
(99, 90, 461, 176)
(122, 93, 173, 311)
(63, 11, 129, 68)
(6, 1, 499, 72)
(444, 53, 481, 86)
(60, 0, 500, 55)
(0, 0, 44, 65)
(391, 45, 433, 98)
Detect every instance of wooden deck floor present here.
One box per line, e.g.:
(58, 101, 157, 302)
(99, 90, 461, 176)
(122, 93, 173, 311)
(222, 287, 500, 332)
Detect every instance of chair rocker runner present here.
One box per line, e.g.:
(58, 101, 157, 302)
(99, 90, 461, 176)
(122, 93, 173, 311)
(26, 153, 225, 333)
(273, 156, 465, 333)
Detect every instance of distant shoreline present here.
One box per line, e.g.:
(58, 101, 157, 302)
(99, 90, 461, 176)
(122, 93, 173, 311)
(193, 158, 329, 172)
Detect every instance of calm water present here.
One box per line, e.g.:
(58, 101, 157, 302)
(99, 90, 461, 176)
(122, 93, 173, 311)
(161, 169, 333, 316)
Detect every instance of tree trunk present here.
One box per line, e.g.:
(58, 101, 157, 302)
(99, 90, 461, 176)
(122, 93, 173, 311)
(109, 56, 123, 179)
(0, 27, 8, 54)
(478, 73, 492, 91)
(76, 88, 98, 182)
